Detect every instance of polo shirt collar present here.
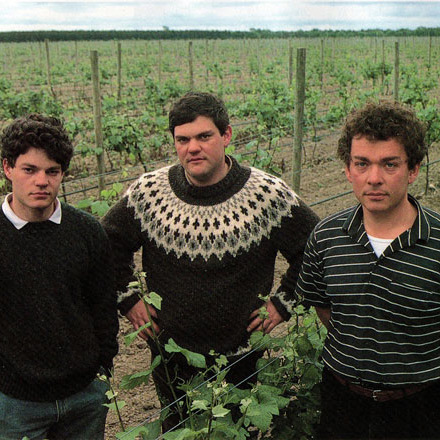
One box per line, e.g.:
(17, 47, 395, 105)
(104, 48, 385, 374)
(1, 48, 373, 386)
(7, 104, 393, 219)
(342, 194, 430, 247)
(2, 193, 62, 230)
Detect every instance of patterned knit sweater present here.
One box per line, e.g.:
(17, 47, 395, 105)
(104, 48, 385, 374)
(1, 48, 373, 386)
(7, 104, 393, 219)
(102, 158, 319, 355)
(0, 204, 119, 402)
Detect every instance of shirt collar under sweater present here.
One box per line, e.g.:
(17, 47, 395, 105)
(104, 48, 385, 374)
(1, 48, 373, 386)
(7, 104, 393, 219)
(2, 193, 62, 229)
(169, 155, 251, 205)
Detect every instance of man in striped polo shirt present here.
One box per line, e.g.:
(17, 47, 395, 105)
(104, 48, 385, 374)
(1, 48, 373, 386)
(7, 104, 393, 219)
(296, 101, 440, 439)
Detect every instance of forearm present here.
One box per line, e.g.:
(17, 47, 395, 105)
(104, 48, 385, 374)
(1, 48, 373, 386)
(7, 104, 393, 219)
(101, 196, 143, 312)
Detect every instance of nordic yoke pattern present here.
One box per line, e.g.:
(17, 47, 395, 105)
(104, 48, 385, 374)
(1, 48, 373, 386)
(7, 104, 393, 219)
(102, 157, 319, 356)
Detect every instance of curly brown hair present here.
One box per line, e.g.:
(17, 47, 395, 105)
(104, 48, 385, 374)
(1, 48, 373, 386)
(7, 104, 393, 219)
(169, 92, 230, 136)
(1, 114, 74, 172)
(337, 101, 427, 170)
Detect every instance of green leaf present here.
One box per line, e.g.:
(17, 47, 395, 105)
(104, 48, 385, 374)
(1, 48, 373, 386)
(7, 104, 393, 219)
(212, 404, 230, 418)
(144, 291, 162, 310)
(120, 355, 161, 389)
(124, 322, 151, 346)
(91, 200, 110, 217)
(75, 198, 93, 210)
(162, 428, 195, 440)
(165, 339, 206, 368)
(103, 400, 126, 411)
(191, 399, 209, 411)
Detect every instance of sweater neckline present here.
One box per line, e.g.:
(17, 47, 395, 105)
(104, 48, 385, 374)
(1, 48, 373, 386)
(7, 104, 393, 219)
(169, 156, 251, 205)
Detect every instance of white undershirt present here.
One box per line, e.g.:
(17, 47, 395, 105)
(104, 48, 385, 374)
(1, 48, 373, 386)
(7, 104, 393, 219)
(367, 234, 393, 257)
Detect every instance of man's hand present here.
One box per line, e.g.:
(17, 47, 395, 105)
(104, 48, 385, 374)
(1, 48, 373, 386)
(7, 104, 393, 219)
(247, 300, 284, 334)
(125, 299, 159, 341)
(315, 306, 331, 330)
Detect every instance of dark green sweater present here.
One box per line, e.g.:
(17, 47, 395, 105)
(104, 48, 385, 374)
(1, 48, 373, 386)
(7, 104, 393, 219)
(0, 203, 118, 402)
(103, 158, 319, 355)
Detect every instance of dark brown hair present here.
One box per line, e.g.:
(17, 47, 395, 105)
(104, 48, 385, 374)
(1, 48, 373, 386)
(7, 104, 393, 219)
(1, 114, 74, 172)
(337, 101, 427, 169)
(169, 92, 230, 136)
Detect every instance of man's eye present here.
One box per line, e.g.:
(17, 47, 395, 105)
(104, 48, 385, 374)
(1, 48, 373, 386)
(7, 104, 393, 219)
(23, 168, 34, 173)
(354, 162, 367, 168)
(385, 162, 398, 169)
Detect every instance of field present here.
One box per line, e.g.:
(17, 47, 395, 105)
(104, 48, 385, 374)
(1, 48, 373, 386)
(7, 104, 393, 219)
(1, 35, 440, 439)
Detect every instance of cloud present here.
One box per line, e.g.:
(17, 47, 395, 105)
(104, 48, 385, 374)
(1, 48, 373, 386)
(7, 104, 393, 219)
(0, 0, 438, 31)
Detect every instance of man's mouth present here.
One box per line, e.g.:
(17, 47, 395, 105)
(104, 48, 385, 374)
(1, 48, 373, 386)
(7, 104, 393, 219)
(365, 192, 388, 199)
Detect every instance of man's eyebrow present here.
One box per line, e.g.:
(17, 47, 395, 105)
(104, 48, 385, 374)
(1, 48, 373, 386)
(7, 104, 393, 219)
(351, 155, 402, 162)
(176, 130, 214, 139)
(20, 162, 62, 170)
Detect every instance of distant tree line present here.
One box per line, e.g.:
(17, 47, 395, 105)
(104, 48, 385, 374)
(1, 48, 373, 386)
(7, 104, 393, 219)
(0, 27, 439, 43)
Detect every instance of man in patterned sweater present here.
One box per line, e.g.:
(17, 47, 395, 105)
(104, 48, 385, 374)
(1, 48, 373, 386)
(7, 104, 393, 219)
(0, 114, 119, 440)
(102, 92, 319, 431)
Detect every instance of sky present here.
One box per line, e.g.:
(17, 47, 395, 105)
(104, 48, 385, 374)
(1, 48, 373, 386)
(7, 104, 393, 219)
(0, 0, 439, 32)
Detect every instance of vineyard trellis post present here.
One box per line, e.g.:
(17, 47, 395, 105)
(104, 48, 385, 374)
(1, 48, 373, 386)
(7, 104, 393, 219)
(117, 41, 122, 101)
(381, 39, 385, 86)
(44, 39, 55, 98)
(393, 41, 400, 102)
(288, 40, 293, 86)
(188, 41, 194, 90)
(90, 50, 106, 195)
(293, 48, 306, 193)
(428, 35, 432, 70)
(320, 39, 324, 89)
(158, 40, 163, 84)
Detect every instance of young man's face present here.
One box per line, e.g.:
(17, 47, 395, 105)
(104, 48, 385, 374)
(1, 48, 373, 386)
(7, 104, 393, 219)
(345, 136, 420, 219)
(3, 147, 64, 222)
(174, 115, 232, 187)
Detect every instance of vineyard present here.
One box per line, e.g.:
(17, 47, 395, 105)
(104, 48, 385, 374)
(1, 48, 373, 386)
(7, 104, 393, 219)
(1, 34, 440, 439)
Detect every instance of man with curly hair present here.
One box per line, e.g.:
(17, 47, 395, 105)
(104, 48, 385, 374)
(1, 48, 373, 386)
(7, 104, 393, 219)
(0, 114, 119, 440)
(102, 92, 319, 433)
(295, 101, 440, 439)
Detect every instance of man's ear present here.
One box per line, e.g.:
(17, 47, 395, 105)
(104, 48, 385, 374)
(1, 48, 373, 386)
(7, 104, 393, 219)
(408, 163, 420, 184)
(223, 125, 233, 147)
(344, 163, 353, 183)
(3, 158, 12, 180)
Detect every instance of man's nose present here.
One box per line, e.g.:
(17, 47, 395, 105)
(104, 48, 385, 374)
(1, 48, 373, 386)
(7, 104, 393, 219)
(35, 171, 49, 186)
(367, 164, 384, 185)
(188, 138, 202, 152)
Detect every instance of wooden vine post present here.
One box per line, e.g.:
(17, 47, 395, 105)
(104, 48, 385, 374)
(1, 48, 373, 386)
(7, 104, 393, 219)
(292, 48, 306, 193)
(428, 35, 432, 70)
(158, 40, 163, 84)
(90, 50, 106, 195)
(393, 41, 400, 102)
(381, 39, 385, 86)
(44, 39, 55, 98)
(188, 41, 194, 90)
(320, 39, 324, 89)
(288, 40, 293, 86)
(117, 42, 122, 101)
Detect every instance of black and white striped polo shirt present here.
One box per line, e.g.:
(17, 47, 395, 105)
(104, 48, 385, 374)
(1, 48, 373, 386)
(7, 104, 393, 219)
(296, 195, 440, 387)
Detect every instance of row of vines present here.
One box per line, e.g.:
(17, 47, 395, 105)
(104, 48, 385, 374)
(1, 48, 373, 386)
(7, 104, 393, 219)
(1, 35, 440, 439)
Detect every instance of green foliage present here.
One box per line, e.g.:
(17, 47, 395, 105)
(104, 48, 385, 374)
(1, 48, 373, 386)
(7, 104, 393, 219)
(361, 60, 392, 82)
(75, 182, 123, 217)
(400, 65, 438, 109)
(115, 278, 325, 440)
(165, 339, 207, 369)
(0, 87, 63, 119)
